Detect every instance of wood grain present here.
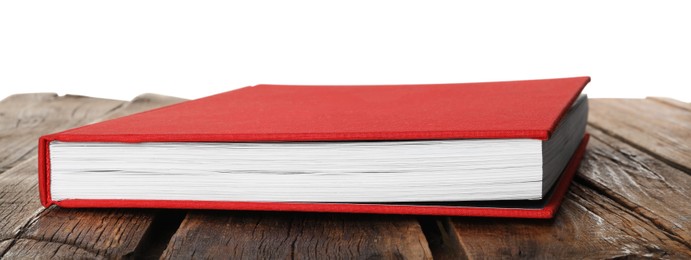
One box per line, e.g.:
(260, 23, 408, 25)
(0, 93, 124, 174)
(441, 119, 691, 258)
(451, 182, 690, 259)
(589, 98, 691, 173)
(0, 93, 186, 258)
(1, 239, 104, 259)
(648, 97, 691, 112)
(0, 159, 43, 244)
(1, 94, 124, 247)
(161, 211, 433, 259)
(582, 126, 690, 246)
(2, 208, 155, 259)
(0, 240, 11, 258)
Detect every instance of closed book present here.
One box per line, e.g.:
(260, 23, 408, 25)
(39, 76, 591, 218)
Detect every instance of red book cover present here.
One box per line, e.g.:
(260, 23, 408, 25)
(38, 76, 590, 218)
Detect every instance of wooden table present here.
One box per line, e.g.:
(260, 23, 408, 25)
(1, 93, 689, 259)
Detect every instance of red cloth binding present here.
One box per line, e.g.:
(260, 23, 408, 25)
(38, 76, 591, 218)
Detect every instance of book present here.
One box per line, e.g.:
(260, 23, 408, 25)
(39, 76, 590, 218)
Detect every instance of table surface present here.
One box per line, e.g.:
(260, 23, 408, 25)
(0, 93, 689, 259)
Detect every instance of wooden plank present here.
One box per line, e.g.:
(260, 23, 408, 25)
(450, 182, 691, 259)
(648, 97, 691, 112)
(1, 239, 103, 259)
(2, 208, 155, 259)
(0, 93, 186, 258)
(161, 211, 432, 259)
(441, 125, 691, 258)
(589, 98, 691, 173)
(0, 93, 124, 173)
(0, 94, 124, 244)
(99, 93, 186, 120)
(581, 126, 690, 245)
(0, 159, 44, 245)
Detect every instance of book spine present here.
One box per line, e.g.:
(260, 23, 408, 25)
(38, 135, 55, 207)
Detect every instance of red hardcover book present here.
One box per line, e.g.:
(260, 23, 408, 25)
(39, 76, 591, 218)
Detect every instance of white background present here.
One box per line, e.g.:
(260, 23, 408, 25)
(1, 1, 690, 101)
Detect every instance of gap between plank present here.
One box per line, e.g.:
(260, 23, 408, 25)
(129, 210, 186, 259)
(417, 216, 466, 259)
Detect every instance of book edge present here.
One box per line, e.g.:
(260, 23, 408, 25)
(45, 135, 589, 219)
